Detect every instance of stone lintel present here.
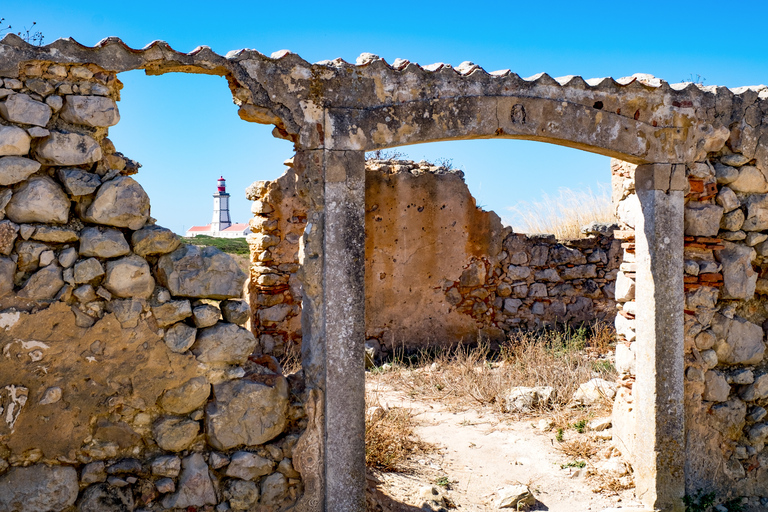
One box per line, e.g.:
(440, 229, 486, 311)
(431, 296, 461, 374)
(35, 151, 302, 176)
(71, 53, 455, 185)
(634, 165, 685, 511)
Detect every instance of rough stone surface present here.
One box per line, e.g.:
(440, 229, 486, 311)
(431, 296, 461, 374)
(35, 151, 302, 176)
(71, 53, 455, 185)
(221, 299, 250, 325)
(131, 225, 180, 257)
(192, 304, 220, 328)
(159, 376, 211, 414)
(59, 95, 120, 127)
(164, 322, 197, 353)
(153, 416, 200, 452)
(260, 472, 288, 506)
(711, 314, 765, 365)
(5, 176, 69, 224)
(161, 453, 216, 509)
(717, 242, 757, 300)
(225, 451, 274, 480)
(0, 156, 41, 186)
(224, 479, 259, 510)
(34, 131, 102, 166)
(157, 244, 247, 299)
(684, 202, 724, 236)
(0, 465, 78, 512)
(77, 483, 134, 512)
(496, 484, 535, 509)
(84, 176, 150, 230)
(104, 255, 155, 299)
(18, 264, 64, 300)
(504, 386, 555, 413)
(703, 370, 731, 402)
(192, 322, 258, 365)
(0, 93, 51, 126)
(79, 226, 131, 258)
(0, 125, 31, 156)
(74, 258, 105, 284)
(206, 377, 289, 450)
(151, 455, 181, 478)
(151, 299, 192, 328)
(55, 168, 101, 196)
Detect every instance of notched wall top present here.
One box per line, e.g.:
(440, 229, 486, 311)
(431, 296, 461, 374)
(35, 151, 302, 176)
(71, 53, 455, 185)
(2, 35, 766, 167)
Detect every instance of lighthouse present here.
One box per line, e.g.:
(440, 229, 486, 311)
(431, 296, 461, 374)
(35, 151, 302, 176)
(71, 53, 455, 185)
(211, 176, 232, 233)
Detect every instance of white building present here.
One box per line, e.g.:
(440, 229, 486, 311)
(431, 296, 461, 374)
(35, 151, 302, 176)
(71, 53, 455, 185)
(185, 177, 250, 238)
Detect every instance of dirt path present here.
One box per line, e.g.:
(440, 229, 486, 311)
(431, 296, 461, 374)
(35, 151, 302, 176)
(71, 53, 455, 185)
(366, 380, 645, 511)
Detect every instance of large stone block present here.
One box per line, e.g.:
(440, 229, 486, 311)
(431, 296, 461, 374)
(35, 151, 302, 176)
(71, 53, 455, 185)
(34, 131, 102, 166)
(84, 176, 150, 230)
(17, 264, 64, 300)
(159, 376, 211, 415)
(131, 225, 180, 257)
(206, 377, 289, 450)
(191, 322, 258, 364)
(79, 226, 131, 258)
(157, 244, 247, 299)
(59, 95, 120, 127)
(728, 166, 768, 193)
(0, 465, 78, 512)
(161, 453, 216, 509)
(104, 254, 155, 299)
(0, 156, 41, 186)
(5, 176, 69, 224)
(743, 194, 768, 231)
(55, 167, 101, 196)
(684, 201, 724, 236)
(0, 93, 51, 126)
(711, 314, 765, 365)
(0, 125, 31, 156)
(716, 242, 757, 300)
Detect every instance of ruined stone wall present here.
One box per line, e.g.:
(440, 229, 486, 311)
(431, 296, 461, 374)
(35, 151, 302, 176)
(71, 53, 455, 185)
(247, 158, 620, 356)
(0, 64, 306, 511)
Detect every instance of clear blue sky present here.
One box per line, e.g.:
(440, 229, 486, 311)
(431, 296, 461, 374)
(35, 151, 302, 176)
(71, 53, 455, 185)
(3, 2, 768, 234)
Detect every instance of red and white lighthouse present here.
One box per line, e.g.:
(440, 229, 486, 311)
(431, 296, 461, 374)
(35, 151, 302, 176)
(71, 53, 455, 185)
(211, 176, 232, 232)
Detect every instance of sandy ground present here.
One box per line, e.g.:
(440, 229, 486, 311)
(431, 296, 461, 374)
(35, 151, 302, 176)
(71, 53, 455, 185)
(365, 379, 645, 511)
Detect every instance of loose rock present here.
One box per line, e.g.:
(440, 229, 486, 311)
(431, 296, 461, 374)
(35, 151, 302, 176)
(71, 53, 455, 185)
(131, 225, 180, 257)
(192, 322, 258, 365)
(79, 226, 130, 258)
(157, 244, 247, 299)
(0, 125, 31, 156)
(103, 254, 155, 299)
(5, 176, 69, 224)
(59, 95, 120, 127)
(84, 176, 150, 230)
(0, 93, 51, 126)
(34, 131, 102, 166)
(0, 156, 41, 186)
(225, 451, 274, 480)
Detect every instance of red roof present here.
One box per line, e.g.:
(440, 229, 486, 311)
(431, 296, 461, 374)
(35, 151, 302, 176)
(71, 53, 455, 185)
(186, 225, 211, 232)
(222, 223, 249, 232)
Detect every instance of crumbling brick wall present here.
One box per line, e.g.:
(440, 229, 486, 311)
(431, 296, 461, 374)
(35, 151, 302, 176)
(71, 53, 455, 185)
(0, 63, 306, 511)
(247, 158, 620, 357)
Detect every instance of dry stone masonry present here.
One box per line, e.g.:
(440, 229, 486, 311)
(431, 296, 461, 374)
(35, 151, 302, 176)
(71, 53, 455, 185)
(0, 48, 307, 511)
(246, 158, 620, 359)
(0, 33, 767, 511)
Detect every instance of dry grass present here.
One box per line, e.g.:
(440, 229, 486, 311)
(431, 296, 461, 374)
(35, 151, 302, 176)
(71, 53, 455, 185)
(508, 185, 616, 239)
(372, 322, 616, 418)
(365, 395, 436, 472)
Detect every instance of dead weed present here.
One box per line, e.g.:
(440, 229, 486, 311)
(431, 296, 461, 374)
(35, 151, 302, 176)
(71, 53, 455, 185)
(365, 395, 436, 471)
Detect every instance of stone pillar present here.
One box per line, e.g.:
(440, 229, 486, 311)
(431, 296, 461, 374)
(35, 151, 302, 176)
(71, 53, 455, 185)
(633, 163, 686, 512)
(296, 148, 366, 512)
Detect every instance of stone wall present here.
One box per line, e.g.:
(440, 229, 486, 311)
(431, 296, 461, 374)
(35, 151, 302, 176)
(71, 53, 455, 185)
(0, 64, 307, 510)
(247, 158, 621, 357)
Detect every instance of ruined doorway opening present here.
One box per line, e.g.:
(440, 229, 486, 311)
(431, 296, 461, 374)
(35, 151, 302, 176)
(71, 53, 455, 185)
(360, 140, 638, 511)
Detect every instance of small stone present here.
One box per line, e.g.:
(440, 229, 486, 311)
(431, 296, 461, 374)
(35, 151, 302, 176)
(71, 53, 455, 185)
(504, 386, 555, 413)
(192, 322, 258, 365)
(0, 465, 78, 512)
(0, 93, 52, 126)
(221, 299, 250, 325)
(108, 298, 144, 328)
(701, 349, 719, 369)
(24, 79, 54, 97)
(192, 304, 220, 328)
(18, 264, 64, 300)
(260, 472, 288, 506)
(695, 330, 716, 350)
(729, 166, 768, 193)
(684, 260, 700, 276)
(131, 225, 180, 257)
(34, 131, 102, 166)
(31, 226, 78, 243)
(715, 163, 739, 184)
(224, 479, 259, 510)
(747, 232, 768, 246)
(156, 477, 175, 494)
(38, 250, 55, 267)
(206, 377, 289, 450)
(716, 186, 740, 213)
(721, 209, 745, 231)
(161, 453, 217, 509)
(151, 455, 181, 478)
(80, 462, 107, 484)
(717, 242, 757, 300)
(107, 458, 142, 475)
(210, 452, 230, 469)
(0, 220, 18, 255)
(104, 255, 155, 299)
(77, 483, 134, 512)
(70, 66, 93, 79)
(496, 484, 535, 509)
(39, 386, 62, 405)
(588, 417, 612, 431)
(152, 299, 192, 328)
(157, 244, 247, 299)
(740, 374, 768, 402)
(153, 416, 200, 452)
(711, 314, 765, 365)
(226, 451, 274, 480)
(729, 369, 755, 385)
(79, 226, 131, 258)
(5, 176, 69, 224)
(26, 126, 49, 138)
(722, 153, 750, 167)
(56, 168, 101, 196)
(0, 125, 30, 156)
(704, 370, 731, 402)
(159, 377, 211, 415)
(59, 95, 120, 127)
(74, 258, 105, 284)
(0, 156, 41, 186)
(685, 201, 724, 236)
(747, 406, 767, 423)
(73, 285, 97, 303)
(571, 378, 617, 405)
(84, 176, 150, 230)
(45, 95, 63, 112)
(164, 323, 197, 353)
